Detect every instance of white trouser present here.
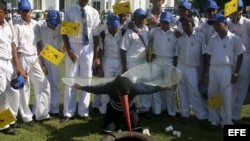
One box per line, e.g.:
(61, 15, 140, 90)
(0, 60, 19, 130)
(93, 57, 122, 114)
(45, 60, 61, 114)
(151, 56, 176, 115)
(208, 65, 233, 126)
(18, 54, 51, 121)
(232, 52, 250, 120)
(64, 43, 93, 117)
(177, 63, 207, 119)
(127, 60, 150, 113)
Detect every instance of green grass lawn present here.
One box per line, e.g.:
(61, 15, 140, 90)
(0, 59, 250, 141)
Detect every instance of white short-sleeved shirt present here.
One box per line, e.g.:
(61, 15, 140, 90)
(206, 31, 246, 66)
(0, 20, 16, 60)
(149, 27, 176, 57)
(175, 31, 206, 67)
(99, 27, 123, 58)
(14, 19, 40, 55)
(228, 16, 250, 51)
(38, 20, 63, 49)
(197, 20, 216, 45)
(64, 4, 100, 44)
(120, 25, 149, 63)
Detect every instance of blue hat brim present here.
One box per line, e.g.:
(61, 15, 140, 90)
(48, 19, 61, 25)
(11, 74, 25, 89)
(108, 21, 120, 28)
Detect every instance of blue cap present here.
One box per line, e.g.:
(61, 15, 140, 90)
(204, 0, 219, 10)
(238, 0, 244, 8)
(18, 0, 31, 12)
(133, 8, 147, 19)
(179, 0, 191, 10)
(207, 13, 227, 25)
(107, 13, 120, 28)
(47, 10, 61, 25)
(160, 11, 173, 23)
(11, 74, 25, 89)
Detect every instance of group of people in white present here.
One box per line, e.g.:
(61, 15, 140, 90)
(0, 0, 249, 136)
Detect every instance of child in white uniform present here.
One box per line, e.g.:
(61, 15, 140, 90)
(149, 11, 177, 116)
(14, 0, 51, 123)
(205, 14, 245, 127)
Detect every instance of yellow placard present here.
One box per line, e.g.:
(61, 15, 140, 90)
(224, 0, 238, 16)
(60, 21, 80, 36)
(208, 93, 223, 109)
(41, 44, 65, 66)
(0, 108, 16, 128)
(113, 1, 131, 15)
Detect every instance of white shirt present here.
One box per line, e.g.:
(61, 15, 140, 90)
(206, 31, 246, 66)
(228, 16, 250, 51)
(120, 25, 149, 63)
(64, 4, 100, 44)
(100, 27, 123, 58)
(38, 20, 63, 49)
(197, 21, 216, 45)
(175, 31, 206, 67)
(14, 19, 40, 55)
(149, 27, 176, 57)
(0, 20, 16, 60)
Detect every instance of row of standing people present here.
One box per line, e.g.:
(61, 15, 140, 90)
(0, 0, 249, 136)
(92, 0, 250, 131)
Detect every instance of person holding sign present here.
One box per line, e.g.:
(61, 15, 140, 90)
(37, 10, 63, 118)
(13, 0, 51, 125)
(61, 0, 100, 123)
(228, 0, 250, 124)
(204, 13, 245, 129)
(0, 0, 26, 135)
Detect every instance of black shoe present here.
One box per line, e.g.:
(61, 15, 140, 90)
(49, 113, 62, 118)
(60, 116, 72, 123)
(181, 117, 189, 125)
(26, 120, 36, 127)
(10, 123, 22, 128)
(139, 112, 153, 119)
(79, 116, 93, 121)
(0, 127, 17, 135)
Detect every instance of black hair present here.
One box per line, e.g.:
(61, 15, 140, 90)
(0, 0, 7, 11)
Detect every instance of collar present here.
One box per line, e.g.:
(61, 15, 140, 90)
(183, 30, 196, 37)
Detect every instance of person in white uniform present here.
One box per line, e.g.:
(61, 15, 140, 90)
(37, 10, 63, 117)
(228, 0, 250, 123)
(149, 11, 177, 116)
(204, 14, 245, 128)
(175, 15, 208, 124)
(0, 0, 26, 135)
(13, 0, 51, 124)
(120, 8, 150, 115)
(61, 0, 100, 122)
(93, 13, 123, 115)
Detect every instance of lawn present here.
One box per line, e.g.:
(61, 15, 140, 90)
(0, 59, 250, 141)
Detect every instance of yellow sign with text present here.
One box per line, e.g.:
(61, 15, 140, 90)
(41, 44, 65, 66)
(60, 22, 80, 36)
(208, 93, 223, 109)
(113, 1, 131, 15)
(0, 108, 16, 128)
(224, 0, 238, 16)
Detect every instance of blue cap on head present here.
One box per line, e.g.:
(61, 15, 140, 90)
(18, 0, 31, 12)
(179, 0, 191, 10)
(238, 0, 244, 8)
(160, 11, 173, 23)
(47, 10, 61, 25)
(107, 13, 120, 28)
(207, 13, 227, 25)
(204, 0, 219, 10)
(133, 8, 147, 19)
(11, 74, 25, 89)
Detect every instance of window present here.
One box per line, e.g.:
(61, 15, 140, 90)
(93, 1, 100, 11)
(106, 2, 108, 10)
(34, 0, 42, 10)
